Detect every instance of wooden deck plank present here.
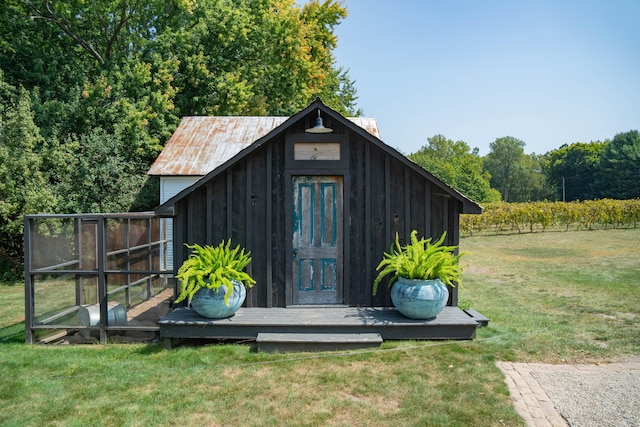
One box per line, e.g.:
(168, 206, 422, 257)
(158, 306, 482, 342)
(464, 308, 490, 326)
(256, 332, 383, 353)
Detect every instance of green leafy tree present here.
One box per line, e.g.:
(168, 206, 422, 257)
(409, 135, 501, 203)
(166, 0, 357, 117)
(484, 136, 533, 202)
(591, 130, 640, 199)
(0, 77, 56, 275)
(517, 153, 553, 202)
(543, 141, 606, 201)
(0, 0, 359, 278)
(18, 0, 188, 67)
(0, 0, 86, 100)
(6, 0, 358, 157)
(54, 127, 150, 213)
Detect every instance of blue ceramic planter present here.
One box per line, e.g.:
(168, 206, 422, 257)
(390, 277, 449, 320)
(190, 280, 246, 319)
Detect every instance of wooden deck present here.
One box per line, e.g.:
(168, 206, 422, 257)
(158, 306, 487, 348)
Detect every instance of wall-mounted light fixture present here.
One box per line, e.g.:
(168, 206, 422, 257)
(305, 109, 333, 133)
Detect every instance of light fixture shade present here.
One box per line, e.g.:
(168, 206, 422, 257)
(305, 109, 333, 133)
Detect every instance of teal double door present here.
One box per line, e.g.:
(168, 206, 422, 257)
(291, 176, 344, 305)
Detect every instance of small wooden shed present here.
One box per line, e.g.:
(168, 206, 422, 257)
(153, 98, 482, 310)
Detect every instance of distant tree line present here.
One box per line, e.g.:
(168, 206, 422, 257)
(408, 131, 640, 204)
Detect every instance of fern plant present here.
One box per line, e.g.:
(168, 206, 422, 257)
(372, 231, 466, 295)
(175, 240, 256, 306)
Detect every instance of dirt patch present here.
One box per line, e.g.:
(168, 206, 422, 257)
(127, 288, 174, 325)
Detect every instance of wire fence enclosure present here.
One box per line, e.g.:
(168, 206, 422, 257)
(24, 213, 173, 344)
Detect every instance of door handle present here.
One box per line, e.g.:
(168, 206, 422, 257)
(292, 248, 298, 258)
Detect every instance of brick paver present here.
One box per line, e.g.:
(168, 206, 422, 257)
(497, 359, 640, 427)
(498, 361, 569, 427)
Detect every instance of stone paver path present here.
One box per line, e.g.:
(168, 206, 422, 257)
(497, 358, 640, 427)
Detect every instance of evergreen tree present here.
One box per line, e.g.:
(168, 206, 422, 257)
(0, 77, 56, 275)
(592, 130, 640, 199)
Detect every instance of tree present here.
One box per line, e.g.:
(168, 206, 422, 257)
(591, 130, 640, 199)
(0, 77, 56, 276)
(408, 135, 501, 203)
(483, 137, 528, 202)
(18, 0, 186, 67)
(543, 141, 606, 201)
(0, 0, 360, 277)
(6, 0, 359, 160)
(516, 153, 553, 202)
(166, 0, 357, 117)
(0, 0, 87, 101)
(54, 127, 150, 213)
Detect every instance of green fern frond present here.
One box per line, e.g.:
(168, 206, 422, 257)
(175, 239, 256, 305)
(372, 231, 468, 296)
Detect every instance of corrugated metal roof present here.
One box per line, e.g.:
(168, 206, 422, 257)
(148, 116, 380, 176)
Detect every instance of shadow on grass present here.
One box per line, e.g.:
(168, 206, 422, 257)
(134, 343, 165, 355)
(0, 322, 25, 344)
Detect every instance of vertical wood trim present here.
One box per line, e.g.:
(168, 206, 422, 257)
(451, 201, 460, 245)
(226, 169, 233, 238)
(342, 174, 350, 306)
(404, 169, 411, 237)
(364, 144, 371, 307)
(284, 172, 293, 307)
(384, 156, 391, 307)
(206, 181, 213, 243)
(266, 144, 273, 308)
(442, 196, 449, 237)
(173, 205, 184, 295)
(245, 158, 254, 307)
(384, 156, 391, 243)
(425, 183, 432, 236)
(449, 199, 460, 306)
(187, 197, 194, 244)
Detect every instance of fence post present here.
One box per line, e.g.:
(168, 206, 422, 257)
(97, 216, 108, 344)
(24, 217, 34, 344)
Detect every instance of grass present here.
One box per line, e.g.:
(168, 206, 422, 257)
(1, 229, 639, 426)
(460, 228, 640, 363)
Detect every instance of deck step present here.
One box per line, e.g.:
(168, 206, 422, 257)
(255, 332, 383, 353)
(463, 308, 490, 327)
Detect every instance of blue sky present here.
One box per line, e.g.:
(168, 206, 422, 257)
(333, 0, 640, 155)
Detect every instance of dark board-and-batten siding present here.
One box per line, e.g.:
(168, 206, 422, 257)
(172, 128, 461, 308)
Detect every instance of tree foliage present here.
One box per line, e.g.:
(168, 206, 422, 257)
(591, 130, 640, 199)
(54, 128, 151, 213)
(408, 135, 501, 203)
(483, 136, 526, 202)
(0, 75, 56, 274)
(0, 0, 359, 277)
(543, 141, 606, 201)
(483, 136, 551, 202)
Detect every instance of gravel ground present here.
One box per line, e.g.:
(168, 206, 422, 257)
(532, 356, 640, 427)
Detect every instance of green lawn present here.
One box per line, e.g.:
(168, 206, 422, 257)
(1, 229, 638, 426)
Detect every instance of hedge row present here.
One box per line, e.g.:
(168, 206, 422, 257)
(460, 199, 640, 235)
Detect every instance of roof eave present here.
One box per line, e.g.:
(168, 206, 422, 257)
(154, 98, 483, 216)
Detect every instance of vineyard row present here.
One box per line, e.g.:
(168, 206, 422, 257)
(460, 199, 640, 235)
